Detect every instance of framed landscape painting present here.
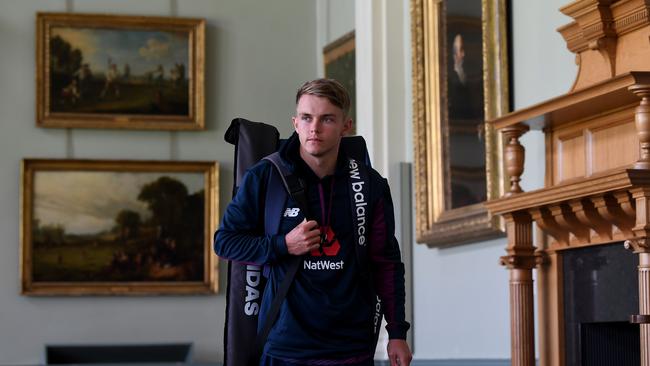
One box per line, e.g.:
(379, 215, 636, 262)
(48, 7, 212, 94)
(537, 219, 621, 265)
(36, 13, 205, 130)
(411, 0, 510, 247)
(21, 159, 219, 295)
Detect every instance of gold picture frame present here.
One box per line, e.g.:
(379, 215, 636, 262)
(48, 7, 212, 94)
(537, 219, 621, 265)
(20, 159, 219, 295)
(36, 12, 205, 130)
(323, 30, 356, 135)
(411, 0, 509, 247)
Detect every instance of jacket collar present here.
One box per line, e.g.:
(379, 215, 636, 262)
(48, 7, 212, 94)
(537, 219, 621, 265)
(279, 132, 348, 182)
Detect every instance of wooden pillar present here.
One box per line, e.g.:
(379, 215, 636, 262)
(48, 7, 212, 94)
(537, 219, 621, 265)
(500, 211, 536, 366)
(622, 241, 650, 366)
(626, 187, 650, 366)
(640, 252, 650, 366)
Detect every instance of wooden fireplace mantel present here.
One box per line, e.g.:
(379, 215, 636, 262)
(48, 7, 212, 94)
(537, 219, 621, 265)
(487, 167, 650, 251)
(484, 1, 650, 365)
(486, 75, 650, 365)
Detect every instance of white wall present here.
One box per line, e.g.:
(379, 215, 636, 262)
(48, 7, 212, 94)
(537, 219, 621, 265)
(321, 0, 355, 43)
(512, 0, 577, 194)
(0, 0, 316, 364)
(316, 0, 355, 81)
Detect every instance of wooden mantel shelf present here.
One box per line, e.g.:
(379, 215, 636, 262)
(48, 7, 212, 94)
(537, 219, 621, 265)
(486, 167, 650, 250)
(488, 71, 650, 130)
(486, 166, 650, 216)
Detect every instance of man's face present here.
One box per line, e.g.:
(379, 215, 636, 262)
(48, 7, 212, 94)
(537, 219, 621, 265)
(453, 34, 465, 66)
(292, 94, 352, 160)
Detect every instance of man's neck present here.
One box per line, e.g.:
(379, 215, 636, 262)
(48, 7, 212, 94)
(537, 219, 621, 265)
(299, 148, 338, 179)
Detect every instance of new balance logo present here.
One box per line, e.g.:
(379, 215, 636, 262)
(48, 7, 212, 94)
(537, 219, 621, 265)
(283, 208, 300, 217)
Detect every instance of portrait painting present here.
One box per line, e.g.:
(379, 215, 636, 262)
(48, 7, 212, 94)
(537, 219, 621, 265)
(324, 31, 356, 135)
(36, 13, 205, 130)
(444, 5, 486, 209)
(411, 0, 510, 247)
(21, 159, 219, 295)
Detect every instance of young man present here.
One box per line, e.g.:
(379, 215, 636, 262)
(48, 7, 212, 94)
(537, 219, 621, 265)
(215, 79, 412, 366)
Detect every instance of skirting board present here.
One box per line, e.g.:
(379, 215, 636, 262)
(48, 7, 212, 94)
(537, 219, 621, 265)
(34, 360, 510, 366)
(375, 360, 510, 366)
(78, 361, 509, 366)
(194, 359, 511, 366)
(190, 362, 510, 366)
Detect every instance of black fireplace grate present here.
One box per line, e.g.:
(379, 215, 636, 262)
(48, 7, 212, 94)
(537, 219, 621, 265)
(580, 322, 639, 366)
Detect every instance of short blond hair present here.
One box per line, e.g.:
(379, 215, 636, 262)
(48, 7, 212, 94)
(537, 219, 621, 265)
(295, 79, 351, 117)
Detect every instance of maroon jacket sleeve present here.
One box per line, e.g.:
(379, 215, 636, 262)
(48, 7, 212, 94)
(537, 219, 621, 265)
(368, 177, 410, 340)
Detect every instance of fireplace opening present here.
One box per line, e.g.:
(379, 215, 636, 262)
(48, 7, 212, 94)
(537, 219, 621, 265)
(581, 321, 640, 365)
(562, 243, 639, 366)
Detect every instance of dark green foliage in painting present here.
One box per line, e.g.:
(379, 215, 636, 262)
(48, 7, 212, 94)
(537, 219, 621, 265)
(32, 220, 66, 248)
(50, 35, 84, 112)
(50, 35, 83, 75)
(115, 209, 142, 240)
(138, 176, 189, 239)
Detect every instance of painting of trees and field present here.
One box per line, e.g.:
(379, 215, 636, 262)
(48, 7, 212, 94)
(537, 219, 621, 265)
(49, 27, 189, 115)
(32, 171, 205, 282)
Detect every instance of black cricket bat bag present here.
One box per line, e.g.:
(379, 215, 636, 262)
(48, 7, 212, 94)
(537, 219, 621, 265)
(222, 118, 280, 366)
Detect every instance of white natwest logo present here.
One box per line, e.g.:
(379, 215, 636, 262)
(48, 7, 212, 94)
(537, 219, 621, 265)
(283, 207, 300, 217)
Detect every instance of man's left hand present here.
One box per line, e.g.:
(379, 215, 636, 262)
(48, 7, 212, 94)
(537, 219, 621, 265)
(387, 339, 412, 366)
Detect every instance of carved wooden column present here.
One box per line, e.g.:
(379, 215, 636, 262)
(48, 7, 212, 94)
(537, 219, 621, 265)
(502, 124, 529, 196)
(640, 252, 650, 366)
(500, 211, 536, 366)
(626, 187, 650, 366)
(627, 91, 650, 365)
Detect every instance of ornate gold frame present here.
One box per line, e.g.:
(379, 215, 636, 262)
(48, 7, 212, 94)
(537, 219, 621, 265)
(20, 159, 219, 295)
(411, 0, 509, 247)
(36, 13, 205, 130)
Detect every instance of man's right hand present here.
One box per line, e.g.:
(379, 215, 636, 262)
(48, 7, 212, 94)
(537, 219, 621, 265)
(284, 219, 321, 255)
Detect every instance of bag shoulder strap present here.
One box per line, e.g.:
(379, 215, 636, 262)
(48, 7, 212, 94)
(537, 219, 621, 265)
(346, 158, 384, 347)
(346, 157, 370, 277)
(264, 152, 311, 217)
(249, 152, 309, 365)
(263, 164, 287, 236)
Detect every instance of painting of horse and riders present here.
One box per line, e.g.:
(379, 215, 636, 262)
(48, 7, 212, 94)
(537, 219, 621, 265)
(37, 13, 205, 130)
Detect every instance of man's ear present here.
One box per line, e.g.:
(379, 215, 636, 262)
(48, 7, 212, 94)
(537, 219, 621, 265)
(342, 118, 353, 136)
(292, 116, 298, 131)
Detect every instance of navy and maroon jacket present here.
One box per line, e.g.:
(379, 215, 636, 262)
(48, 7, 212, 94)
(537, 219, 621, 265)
(214, 133, 409, 362)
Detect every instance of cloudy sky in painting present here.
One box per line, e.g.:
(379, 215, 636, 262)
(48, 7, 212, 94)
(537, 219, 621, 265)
(33, 171, 204, 235)
(51, 27, 188, 76)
